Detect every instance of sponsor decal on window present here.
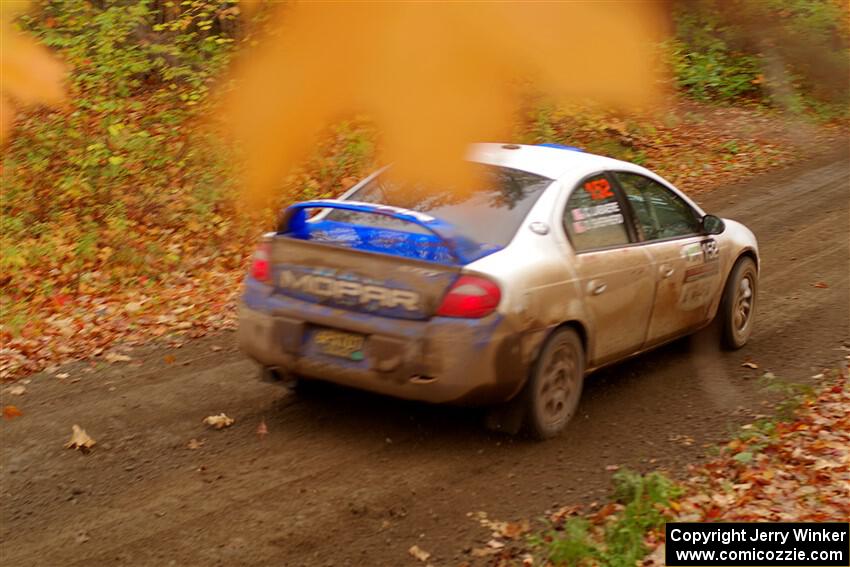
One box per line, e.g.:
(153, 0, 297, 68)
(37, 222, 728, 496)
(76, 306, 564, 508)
(572, 213, 625, 234)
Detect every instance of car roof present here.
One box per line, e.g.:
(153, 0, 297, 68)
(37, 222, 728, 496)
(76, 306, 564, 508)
(468, 142, 639, 180)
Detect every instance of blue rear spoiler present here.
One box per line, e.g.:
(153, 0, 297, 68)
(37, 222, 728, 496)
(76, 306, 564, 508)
(278, 200, 498, 265)
(538, 143, 584, 152)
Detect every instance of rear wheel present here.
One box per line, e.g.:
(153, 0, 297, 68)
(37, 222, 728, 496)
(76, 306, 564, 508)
(719, 257, 758, 349)
(523, 328, 585, 440)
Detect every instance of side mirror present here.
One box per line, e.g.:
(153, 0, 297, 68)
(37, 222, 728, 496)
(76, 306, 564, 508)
(702, 214, 725, 235)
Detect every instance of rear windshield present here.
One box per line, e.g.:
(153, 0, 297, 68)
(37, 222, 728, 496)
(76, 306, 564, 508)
(324, 165, 553, 248)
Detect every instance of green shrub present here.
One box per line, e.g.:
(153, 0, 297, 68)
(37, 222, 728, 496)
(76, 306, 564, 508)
(604, 470, 683, 567)
(667, 7, 763, 102)
(670, 0, 849, 111)
(542, 518, 600, 567)
(538, 470, 682, 567)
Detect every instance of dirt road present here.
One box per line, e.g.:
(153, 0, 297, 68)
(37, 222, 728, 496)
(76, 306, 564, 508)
(2, 150, 848, 567)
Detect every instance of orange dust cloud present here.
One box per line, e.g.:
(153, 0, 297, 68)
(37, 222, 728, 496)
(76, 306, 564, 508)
(225, 2, 667, 204)
(1, 1, 67, 144)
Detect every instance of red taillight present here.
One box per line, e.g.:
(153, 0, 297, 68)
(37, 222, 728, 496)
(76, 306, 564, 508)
(436, 275, 501, 318)
(251, 242, 271, 283)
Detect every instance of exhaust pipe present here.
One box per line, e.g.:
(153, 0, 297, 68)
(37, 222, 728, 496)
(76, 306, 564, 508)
(260, 366, 300, 390)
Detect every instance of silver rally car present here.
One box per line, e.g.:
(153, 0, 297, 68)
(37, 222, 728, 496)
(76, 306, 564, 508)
(238, 143, 759, 438)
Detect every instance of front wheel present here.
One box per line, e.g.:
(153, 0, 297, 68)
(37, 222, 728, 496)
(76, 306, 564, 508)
(719, 256, 758, 350)
(523, 327, 585, 440)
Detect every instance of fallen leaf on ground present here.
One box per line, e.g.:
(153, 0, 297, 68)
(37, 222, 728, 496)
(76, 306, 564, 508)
(605, 464, 620, 472)
(186, 438, 204, 450)
(741, 361, 759, 369)
(125, 302, 143, 313)
(56, 372, 70, 379)
(592, 502, 621, 523)
(408, 545, 431, 562)
(549, 504, 582, 524)
(256, 419, 268, 438)
(2, 405, 23, 420)
(65, 424, 96, 451)
(813, 282, 829, 288)
(163, 355, 176, 364)
(104, 352, 132, 363)
(498, 520, 530, 539)
(210, 345, 223, 352)
(471, 547, 500, 557)
(4, 385, 26, 396)
(203, 413, 234, 429)
(669, 433, 695, 446)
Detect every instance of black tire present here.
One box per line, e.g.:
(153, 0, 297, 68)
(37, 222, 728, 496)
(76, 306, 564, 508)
(522, 327, 585, 440)
(288, 375, 325, 395)
(260, 367, 320, 393)
(718, 256, 758, 350)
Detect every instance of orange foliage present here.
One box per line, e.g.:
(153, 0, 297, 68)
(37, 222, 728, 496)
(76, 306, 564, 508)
(224, 2, 667, 203)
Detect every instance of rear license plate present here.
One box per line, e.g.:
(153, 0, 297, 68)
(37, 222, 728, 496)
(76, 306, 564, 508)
(313, 329, 366, 360)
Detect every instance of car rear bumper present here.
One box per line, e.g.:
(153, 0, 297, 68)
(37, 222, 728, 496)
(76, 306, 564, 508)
(237, 291, 530, 405)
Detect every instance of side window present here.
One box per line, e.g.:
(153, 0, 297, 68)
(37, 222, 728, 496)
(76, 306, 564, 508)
(614, 172, 700, 240)
(564, 174, 630, 252)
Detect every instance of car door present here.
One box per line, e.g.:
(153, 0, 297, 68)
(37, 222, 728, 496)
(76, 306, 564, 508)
(562, 173, 655, 365)
(613, 171, 724, 345)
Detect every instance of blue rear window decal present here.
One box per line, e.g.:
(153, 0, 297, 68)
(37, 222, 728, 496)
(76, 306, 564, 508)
(304, 219, 459, 264)
(280, 200, 500, 266)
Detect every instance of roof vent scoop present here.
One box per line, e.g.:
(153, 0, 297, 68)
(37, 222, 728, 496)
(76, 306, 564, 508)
(501, 144, 521, 150)
(538, 143, 584, 152)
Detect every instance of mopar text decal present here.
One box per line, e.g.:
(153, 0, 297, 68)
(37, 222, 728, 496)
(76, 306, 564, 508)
(279, 269, 420, 311)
